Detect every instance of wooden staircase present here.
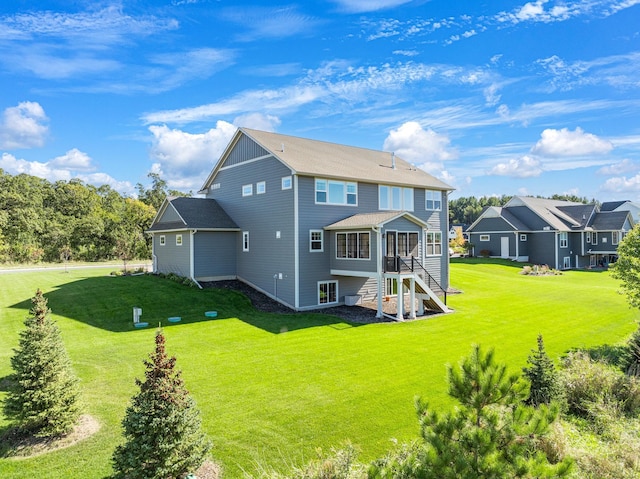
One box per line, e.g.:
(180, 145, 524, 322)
(402, 274, 450, 314)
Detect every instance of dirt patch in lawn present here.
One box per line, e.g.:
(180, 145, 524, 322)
(1, 414, 100, 459)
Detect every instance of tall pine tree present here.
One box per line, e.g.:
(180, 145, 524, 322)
(112, 330, 211, 479)
(3, 289, 81, 437)
(372, 345, 572, 478)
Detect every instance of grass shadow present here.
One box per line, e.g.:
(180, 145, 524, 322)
(8, 274, 355, 334)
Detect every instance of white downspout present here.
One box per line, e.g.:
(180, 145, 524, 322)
(190, 230, 202, 289)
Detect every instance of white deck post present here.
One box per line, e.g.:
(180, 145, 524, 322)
(409, 276, 416, 319)
(396, 277, 403, 321)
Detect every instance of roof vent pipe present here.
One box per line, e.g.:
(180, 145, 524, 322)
(281, 143, 285, 152)
(391, 152, 396, 170)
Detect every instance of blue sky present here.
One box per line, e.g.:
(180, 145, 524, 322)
(1, 0, 639, 201)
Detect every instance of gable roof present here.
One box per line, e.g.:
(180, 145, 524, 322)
(147, 197, 239, 232)
(324, 211, 429, 230)
(505, 196, 592, 231)
(202, 128, 453, 192)
(591, 210, 632, 231)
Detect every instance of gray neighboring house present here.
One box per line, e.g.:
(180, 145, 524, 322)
(467, 196, 634, 269)
(148, 127, 454, 319)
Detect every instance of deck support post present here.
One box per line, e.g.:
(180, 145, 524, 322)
(409, 276, 416, 319)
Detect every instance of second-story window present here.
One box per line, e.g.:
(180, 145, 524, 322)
(425, 190, 442, 211)
(613, 231, 620, 245)
(242, 184, 253, 197)
(315, 179, 357, 205)
(379, 185, 414, 211)
(256, 181, 266, 194)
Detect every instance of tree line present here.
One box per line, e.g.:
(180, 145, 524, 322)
(0, 167, 597, 264)
(0, 170, 188, 264)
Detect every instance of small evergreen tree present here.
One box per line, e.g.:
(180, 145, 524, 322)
(522, 334, 563, 406)
(371, 345, 572, 478)
(112, 329, 211, 479)
(3, 289, 81, 437)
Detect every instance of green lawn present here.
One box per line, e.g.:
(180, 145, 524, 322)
(0, 260, 636, 478)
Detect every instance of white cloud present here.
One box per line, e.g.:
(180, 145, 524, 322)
(148, 121, 237, 181)
(221, 6, 321, 41)
(383, 121, 457, 174)
(233, 113, 281, 132)
(393, 50, 419, 57)
(601, 174, 640, 193)
(531, 127, 613, 157)
(597, 159, 639, 176)
(488, 155, 543, 177)
(0, 101, 49, 149)
(0, 150, 133, 194)
(332, 0, 412, 13)
(50, 148, 95, 171)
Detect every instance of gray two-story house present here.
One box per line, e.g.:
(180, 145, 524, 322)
(467, 196, 634, 269)
(148, 128, 453, 319)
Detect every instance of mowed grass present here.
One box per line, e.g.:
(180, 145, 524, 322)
(0, 260, 636, 478)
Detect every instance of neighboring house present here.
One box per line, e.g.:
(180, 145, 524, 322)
(449, 224, 469, 241)
(601, 200, 640, 223)
(148, 128, 454, 319)
(467, 196, 634, 269)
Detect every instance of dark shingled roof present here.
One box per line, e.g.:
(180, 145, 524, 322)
(148, 197, 239, 231)
(600, 200, 628, 212)
(591, 211, 630, 231)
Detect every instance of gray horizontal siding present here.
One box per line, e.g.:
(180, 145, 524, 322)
(157, 204, 182, 224)
(207, 155, 296, 307)
(154, 231, 190, 277)
(194, 231, 237, 279)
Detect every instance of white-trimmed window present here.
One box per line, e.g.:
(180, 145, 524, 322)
(256, 181, 266, 194)
(282, 176, 292, 190)
(242, 231, 249, 252)
(592, 232, 598, 245)
(586, 231, 592, 243)
(425, 190, 442, 211)
(479, 234, 490, 241)
(397, 232, 419, 256)
(425, 232, 442, 256)
(612, 231, 620, 245)
(159, 235, 166, 246)
(336, 232, 370, 259)
(379, 185, 414, 211)
(310, 230, 324, 252)
(242, 184, 253, 197)
(315, 179, 357, 205)
(520, 234, 527, 241)
(176, 234, 183, 246)
(318, 281, 338, 305)
(559, 232, 568, 248)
